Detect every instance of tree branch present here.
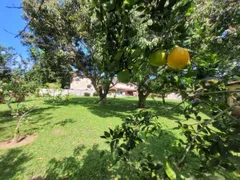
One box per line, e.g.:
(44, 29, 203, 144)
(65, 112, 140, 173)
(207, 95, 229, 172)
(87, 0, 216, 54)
(3, 28, 17, 36)
(6, 5, 23, 9)
(15, 0, 45, 38)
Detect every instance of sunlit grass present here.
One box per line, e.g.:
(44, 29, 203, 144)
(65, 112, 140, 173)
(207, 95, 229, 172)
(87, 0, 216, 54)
(0, 96, 187, 179)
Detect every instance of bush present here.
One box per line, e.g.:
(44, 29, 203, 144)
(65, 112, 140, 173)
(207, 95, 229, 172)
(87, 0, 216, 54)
(45, 82, 61, 89)
(93, 92, 98, 96)
(84, 92, 91, 96)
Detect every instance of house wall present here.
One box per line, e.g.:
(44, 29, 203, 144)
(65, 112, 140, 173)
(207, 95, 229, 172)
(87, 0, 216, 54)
(39, 89, 96, 96)
(70, 76, 140, 97)
(113, 82, 137, 91)
(70, 77, 95, 91)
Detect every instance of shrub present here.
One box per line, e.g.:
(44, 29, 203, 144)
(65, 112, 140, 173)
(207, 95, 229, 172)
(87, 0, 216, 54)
(93, 92, 98, 96)
(84, 92, 91, 96)
(45, 82, 61, 89)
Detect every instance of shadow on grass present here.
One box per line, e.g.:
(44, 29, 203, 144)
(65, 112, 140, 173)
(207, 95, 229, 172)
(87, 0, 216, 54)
(44, 144, 112, 180)
(42, 129, 198, 179)
(0, 149, 32, 179)
(52, 118, 76, 127)
(0, 106, 58, 126)
(0, 106, 59, 138)
(0, 110, 14, 124)
(43, 97, 184, 120)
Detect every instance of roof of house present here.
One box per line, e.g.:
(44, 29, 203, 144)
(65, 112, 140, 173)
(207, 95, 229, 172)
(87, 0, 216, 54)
(227, 80, 240, 86)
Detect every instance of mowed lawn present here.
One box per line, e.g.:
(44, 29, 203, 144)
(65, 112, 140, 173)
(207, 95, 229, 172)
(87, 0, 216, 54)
(0, 96, 186, 179)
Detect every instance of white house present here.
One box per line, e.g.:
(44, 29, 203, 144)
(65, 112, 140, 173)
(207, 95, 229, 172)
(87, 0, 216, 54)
(70, 76, 94, 91)
(109, 81, 137, 96)
(70, 74, 137, 96)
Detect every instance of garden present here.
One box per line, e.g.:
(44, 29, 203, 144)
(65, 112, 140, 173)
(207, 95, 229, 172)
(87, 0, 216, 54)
(0, 0, 239, 179)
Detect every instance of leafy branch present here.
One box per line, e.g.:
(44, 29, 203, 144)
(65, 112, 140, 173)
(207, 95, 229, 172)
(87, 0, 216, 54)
(178, 101, 240, 166)
(6, 5, 23, 9)
(15, 0, 45, 38)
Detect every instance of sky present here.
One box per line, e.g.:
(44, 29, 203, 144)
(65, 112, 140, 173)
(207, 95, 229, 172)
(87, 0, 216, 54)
(0, 0, 29, 58)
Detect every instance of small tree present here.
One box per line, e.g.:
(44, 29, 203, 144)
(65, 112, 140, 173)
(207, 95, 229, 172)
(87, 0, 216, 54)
(0, 44, 38, 143)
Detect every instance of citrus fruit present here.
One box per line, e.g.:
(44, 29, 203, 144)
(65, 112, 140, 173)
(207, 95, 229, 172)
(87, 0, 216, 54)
(117, 70, 131, 83)
(167, 47, 190, 69)
(149, 50, 167, 66)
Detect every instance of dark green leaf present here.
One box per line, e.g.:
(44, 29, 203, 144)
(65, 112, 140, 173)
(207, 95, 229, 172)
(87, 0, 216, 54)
(104, 131, 110, 138)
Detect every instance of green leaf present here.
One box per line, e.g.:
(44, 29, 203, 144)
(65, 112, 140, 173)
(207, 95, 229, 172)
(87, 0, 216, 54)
(132, 48, 142, 58)
(174, 76, 179, 82)
(109, 128, 113, 135)
(114, 51, 123, 61)
(164, 161, 176, 180)
(68, 16, 74, 21)
(104, 131, 110, 138)
(117, 147, 123, 156)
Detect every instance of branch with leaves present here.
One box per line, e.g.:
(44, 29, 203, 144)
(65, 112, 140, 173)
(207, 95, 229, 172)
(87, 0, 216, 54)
(178, 101, 240, 166)
(15, 0, 45, 38)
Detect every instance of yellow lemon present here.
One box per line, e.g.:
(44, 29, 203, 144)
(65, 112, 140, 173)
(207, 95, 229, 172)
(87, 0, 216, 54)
(167, 47, 190, 69)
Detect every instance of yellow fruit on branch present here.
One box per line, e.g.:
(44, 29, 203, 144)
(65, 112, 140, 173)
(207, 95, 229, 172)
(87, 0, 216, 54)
(149, 50, 167, 66)
(167, 47, 190, 69)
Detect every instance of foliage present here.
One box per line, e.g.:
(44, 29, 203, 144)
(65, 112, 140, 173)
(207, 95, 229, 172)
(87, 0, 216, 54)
(45, 81, 62, 90)
(21, 0, 118, 101)
(84, 92, 90, 97)
(97, 0, 240, 179)
(0, 44, 37, 103)
(8, 72, 37, 102)
(93, 92, 98, 96)
(27, 47, 72, 88)
(101, 111, 167, 179)
(0, 44, 16, 81)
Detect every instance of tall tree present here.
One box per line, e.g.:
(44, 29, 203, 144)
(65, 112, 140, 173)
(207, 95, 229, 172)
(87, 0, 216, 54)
(21, 0, 120, 102)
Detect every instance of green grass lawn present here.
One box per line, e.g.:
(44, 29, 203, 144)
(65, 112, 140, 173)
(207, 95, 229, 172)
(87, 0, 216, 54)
(0, 96, 208, 179)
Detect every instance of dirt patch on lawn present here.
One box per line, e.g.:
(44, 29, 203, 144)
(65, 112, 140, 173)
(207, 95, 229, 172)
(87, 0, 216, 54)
(0, 134, 37, 149)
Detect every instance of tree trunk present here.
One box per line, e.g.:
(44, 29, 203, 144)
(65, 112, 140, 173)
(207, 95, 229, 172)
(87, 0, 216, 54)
(13, 132, 20, 143)
(13, 121, 21, 143)
(98, 86, 109, 104)
(99, 93, 107, 104)
(137, 90, 149, 108)
(162, 93, 166, 104)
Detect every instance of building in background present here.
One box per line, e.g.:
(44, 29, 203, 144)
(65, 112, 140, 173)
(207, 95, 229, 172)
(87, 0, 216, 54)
(109, 80, 137, 96)
(70, 75, 137, 96)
